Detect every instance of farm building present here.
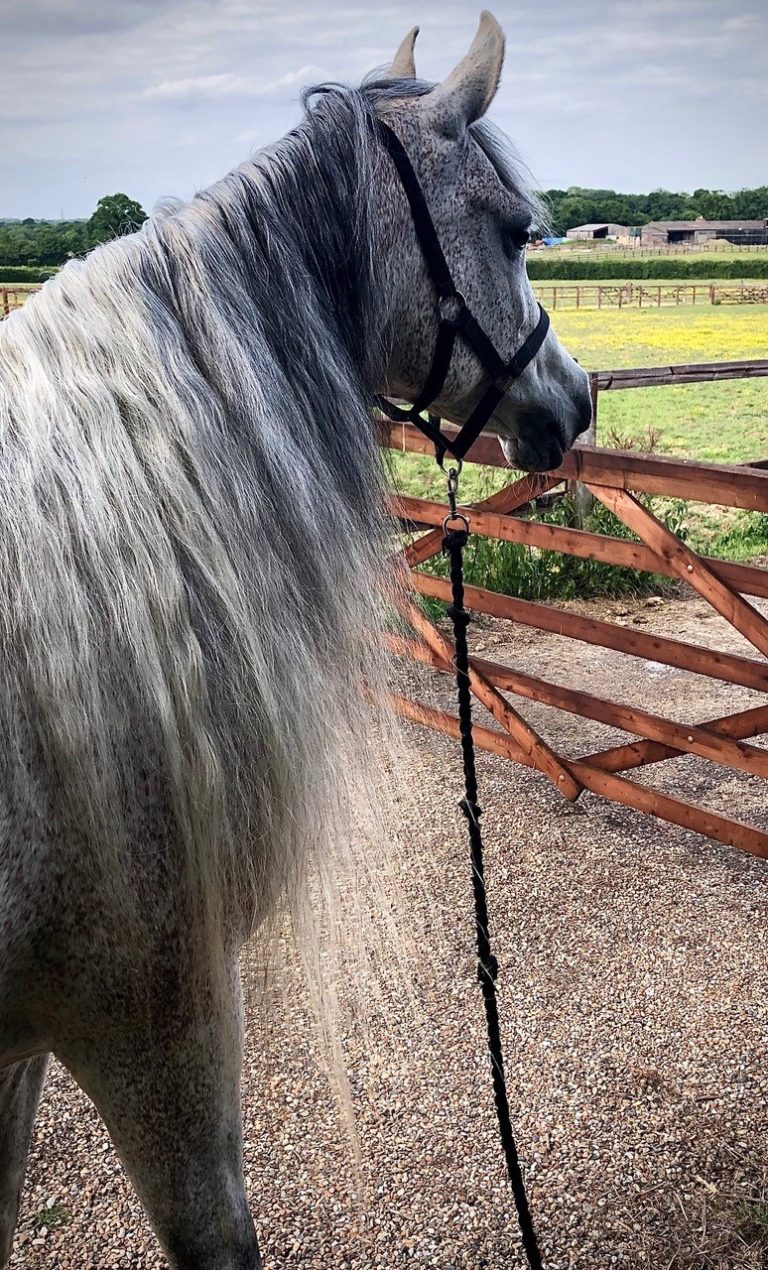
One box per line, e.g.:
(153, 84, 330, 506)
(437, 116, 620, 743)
(641, 218, 768, 246)
(566, 223, 629, 240)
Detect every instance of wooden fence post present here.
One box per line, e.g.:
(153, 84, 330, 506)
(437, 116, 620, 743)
(571, 372, 599, 527)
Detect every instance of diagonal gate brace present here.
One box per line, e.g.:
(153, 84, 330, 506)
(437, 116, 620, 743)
(400, 471, 560, 570)
(590, 485, 768, 661)
(396, 592, 582, 801)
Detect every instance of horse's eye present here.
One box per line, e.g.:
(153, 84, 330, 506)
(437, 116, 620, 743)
(510, 227, 531, 250)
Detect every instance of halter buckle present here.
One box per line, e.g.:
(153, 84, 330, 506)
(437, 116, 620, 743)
(494, 365, 517, 394)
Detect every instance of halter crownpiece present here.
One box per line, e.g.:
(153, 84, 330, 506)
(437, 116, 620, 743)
(373, 117, 550, 467)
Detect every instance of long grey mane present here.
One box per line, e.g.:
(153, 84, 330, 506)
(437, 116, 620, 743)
(0, 83, 412, 1008)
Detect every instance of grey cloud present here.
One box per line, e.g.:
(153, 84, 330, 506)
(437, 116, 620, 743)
(4, 0, 174, 36)
(2, 0, 766, 218)
(142, 64, 335, 102)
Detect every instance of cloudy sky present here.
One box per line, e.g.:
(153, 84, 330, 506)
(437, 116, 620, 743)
(3, 0, 766, 219)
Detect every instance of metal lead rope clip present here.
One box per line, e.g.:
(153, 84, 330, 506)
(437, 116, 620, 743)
(442, 461, 469, 538)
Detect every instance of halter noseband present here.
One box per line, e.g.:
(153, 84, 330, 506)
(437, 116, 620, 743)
(374, 118, 550, 468)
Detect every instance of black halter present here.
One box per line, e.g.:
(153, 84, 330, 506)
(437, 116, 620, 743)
(374, 118, 550, 468)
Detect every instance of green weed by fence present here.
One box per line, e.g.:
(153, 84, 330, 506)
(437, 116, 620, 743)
(416, 492, 689, 614)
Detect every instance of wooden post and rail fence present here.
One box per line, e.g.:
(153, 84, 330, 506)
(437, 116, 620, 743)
(4, 279, 768, 318)
(530, 282, 768, 310)
(380, 382, 768, 861)
(585, 357, 768, 439)
(2, 288, 37, 317)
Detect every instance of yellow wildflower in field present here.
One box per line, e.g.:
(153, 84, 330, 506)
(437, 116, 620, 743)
(552, 304, 768, 368)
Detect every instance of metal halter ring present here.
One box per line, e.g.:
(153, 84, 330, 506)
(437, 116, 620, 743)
(442, 511, 470, 535)
(436, 450, 463, 473)
(437, 291, 467, 327)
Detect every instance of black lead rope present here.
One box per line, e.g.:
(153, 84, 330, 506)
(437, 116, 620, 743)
(442, 474, 543, 1270)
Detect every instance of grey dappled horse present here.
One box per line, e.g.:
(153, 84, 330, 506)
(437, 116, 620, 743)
(0, 13, 590, 1268)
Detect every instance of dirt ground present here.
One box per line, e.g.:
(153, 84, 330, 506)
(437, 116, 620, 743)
(11, 592, 768, 1269)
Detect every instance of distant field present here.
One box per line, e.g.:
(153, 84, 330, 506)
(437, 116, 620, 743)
(554, 302, 767, 461)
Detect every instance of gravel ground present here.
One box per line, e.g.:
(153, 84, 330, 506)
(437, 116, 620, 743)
(11, 593, 768, 1269)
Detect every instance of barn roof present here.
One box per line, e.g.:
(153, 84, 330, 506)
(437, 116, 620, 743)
(644, 219, 767, 231)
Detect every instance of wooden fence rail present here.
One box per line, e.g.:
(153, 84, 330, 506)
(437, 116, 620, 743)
(1, 288, 34, 317)
(382, 418, 768, 860)
(531, 282, 768, 310)
(592, 359, 768, 390)
(585, 358, 768, 445)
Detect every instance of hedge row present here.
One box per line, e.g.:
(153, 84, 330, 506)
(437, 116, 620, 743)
(4, 257, 768, 286)
(0, 266, 57, 284)
(526, 256, 768, 280)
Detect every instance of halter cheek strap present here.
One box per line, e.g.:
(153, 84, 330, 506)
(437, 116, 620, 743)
(373, 117, 550, 467)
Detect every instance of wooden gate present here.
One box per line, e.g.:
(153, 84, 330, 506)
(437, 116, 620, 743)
(381, 419, 768, 860)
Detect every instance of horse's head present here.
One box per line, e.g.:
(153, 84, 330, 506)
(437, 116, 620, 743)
(374, 11, 592, 471)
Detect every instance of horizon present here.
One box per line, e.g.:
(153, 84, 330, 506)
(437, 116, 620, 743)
(3, 0, 766, 220)
(4, 179, 768, 225)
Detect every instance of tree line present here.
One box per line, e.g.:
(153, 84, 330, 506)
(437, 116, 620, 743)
(3, 186, 768, 267)
(0, 194, 147, 266)
(544, 186, 768, 236)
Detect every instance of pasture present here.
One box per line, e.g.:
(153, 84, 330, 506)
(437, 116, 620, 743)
(556, 304, 768, 463)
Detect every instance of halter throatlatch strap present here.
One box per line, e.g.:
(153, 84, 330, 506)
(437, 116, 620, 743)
(373, 117, 550, 466)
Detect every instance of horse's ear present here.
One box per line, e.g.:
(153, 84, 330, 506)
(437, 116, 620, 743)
(386, 26, 419, 79)
(421, 11, 505, 130)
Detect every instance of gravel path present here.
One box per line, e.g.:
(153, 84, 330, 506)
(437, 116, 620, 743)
(11, 594, 768, 1269)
